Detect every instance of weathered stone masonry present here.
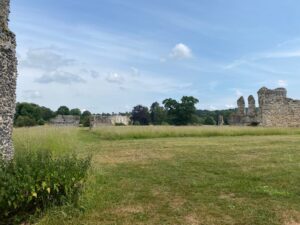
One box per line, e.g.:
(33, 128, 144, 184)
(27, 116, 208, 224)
(90, 115, 130, 127)
(229, 87, 300, 127)
(49, 115, 80, 126)
(258, 87, 300, 127)
(0, 0, 17, 160)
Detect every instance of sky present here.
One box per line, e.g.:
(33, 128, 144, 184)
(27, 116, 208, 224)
(9, 0, 300, 113)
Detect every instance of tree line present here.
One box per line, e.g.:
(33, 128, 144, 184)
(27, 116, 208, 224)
(130, 96, 234, 126)
(14, 103, 92, 127)
(14, 97, 235, 127)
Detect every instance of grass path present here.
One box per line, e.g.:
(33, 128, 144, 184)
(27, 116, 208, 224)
(13, 127, 300, 225)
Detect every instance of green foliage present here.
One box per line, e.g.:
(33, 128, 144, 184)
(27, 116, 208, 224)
(150, 102, 167, 125)
(14, 103, 55, 127)
(56, 106, 70, 115)
(115, 123, 126, 126)
(131, 105, 150, 125)
(15, 115, 37, 127)
(196, 109, 236, 125)
(40, 107, 55, 121)
(0, 150, 91, 225)
(163, 96, 199, 125)
(70, 108, 82, 116)
(204, 116, 217, 125)
(80, 111, 92, 127)
(37, 119, 45, 126)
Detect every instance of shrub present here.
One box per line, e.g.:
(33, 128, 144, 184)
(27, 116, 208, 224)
(15, 116, 36, 127)
(115, 123, 126, 126)
(204, 116, 216, 125)
(37, 119, 45, 126)
(0, 150, 91, 225)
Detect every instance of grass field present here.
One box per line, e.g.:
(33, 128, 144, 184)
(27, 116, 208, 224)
(13, 126, 300, 225)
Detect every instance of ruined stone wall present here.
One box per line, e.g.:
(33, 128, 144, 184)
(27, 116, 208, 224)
(258, 87, 300, 127)
(49, 115, 80, 126)
(230, 87, 300, 127)
(0, 0, 17, 160)
(217, 115, 224, 126)
(229, 95, 260, 126)
(91, 115, 130, 127)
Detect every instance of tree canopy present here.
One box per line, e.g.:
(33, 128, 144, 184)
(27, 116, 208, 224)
(131, 105, 150, 125)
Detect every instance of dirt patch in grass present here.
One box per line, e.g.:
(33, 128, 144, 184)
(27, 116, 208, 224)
(219, 192, 236, 200)
(93, 149, 174, 165)
(283, 210, 300, 225)
(169, 196, 187, 209)
(285, 222, 300, 225)
(151, 187, 187, 209)
(218, 192, 246, 204)
(185, 213, 201, 225)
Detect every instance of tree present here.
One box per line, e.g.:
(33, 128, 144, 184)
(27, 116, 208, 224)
(57, 106, 70, 115)
(70, 108, 81, 116)
(40, 106, 55, 121)
(15, 116, 36, 127)
(204, 116, 216, 125)
(131, 105, 150, 125)
(150, 102, 167, 125)
(177, 96, 199, 125)
(163, 96, 199, 125)
(80, 110, 91, 127)
(162, 98, 179, 124)
(14, 103, 55, 127)
(196, 109, 235, 125)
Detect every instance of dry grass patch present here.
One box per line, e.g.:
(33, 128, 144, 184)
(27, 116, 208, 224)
(93, 149, 174, 165)
(113, 205, 145, 214)
(185, 213, 201, 225)
(283, 210, 300, 225)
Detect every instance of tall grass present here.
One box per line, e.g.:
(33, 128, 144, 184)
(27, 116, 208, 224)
(90, 126, 300, 140)
(13, 126, 80, 155)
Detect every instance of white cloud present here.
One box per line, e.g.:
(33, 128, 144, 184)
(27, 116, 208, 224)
(209, 105, 217, 110)
(260, 50, 300, 59)
(21, 48, 75, 71)
(225, 104, 235, 109)
(105, 73, 125, 84)
(22, 90, 42, 99)
(36, 71, 85, 84)
(278, 80, 288, 87)
(170, 43, 193, 59)
(224, 60, 247, 70)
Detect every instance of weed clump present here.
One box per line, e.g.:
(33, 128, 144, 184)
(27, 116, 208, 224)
(0, 150, 91, 225)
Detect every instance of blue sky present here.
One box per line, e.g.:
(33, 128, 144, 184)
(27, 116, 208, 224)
(10, 0, 300, 113)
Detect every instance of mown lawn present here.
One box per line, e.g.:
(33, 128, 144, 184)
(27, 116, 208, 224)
(13, 126, 300, 225)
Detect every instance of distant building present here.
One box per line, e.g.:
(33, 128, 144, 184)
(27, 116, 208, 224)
(49, 115, 80, 126)
(90, 115, 130, 127)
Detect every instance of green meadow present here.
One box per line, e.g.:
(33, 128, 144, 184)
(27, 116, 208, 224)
(13, 126, 300, 225)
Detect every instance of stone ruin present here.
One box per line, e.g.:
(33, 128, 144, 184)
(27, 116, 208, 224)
(229, 95, 259, 126)
(90, 114, 130, 127)
(49, 115, 80, 126)
(0, 0, 17, 160)
(229, 87, 300, 127)
(217, 115, 224, 126)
